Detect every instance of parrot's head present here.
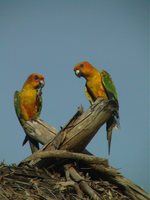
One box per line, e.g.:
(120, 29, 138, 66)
(74, 61, 96, 79)
(23, 74, 45, 90)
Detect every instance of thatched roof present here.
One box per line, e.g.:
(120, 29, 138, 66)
(0, 162, 132, 200)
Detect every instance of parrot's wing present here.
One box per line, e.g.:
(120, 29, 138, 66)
(14, 91, 24, 125)
(101, 70, 119, 123)
(14, 91, 39, 151)
(36, 90, 43, 118)
(101, 70, 118, 104)
(84, 85, 94, 105)
(14, 91, 20, 118)
(101, 70, 120, 154)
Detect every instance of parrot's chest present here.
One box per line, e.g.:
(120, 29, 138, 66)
(86, 76, 107, 100)
(20, 90, 39, 119)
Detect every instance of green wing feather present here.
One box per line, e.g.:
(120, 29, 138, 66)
(14, 91, 20, 117)
(14, 91, 25, 125)
(101, 70, 118, 104)
(14, 90, 40, 149)
(101, 70, 119, 154)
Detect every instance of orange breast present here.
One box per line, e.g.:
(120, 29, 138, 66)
(86, 73, 107, 100)
(20, 89, 38, 121)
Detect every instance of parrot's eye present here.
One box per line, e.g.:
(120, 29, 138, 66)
(34, 75, 39, 80)
(80, 64, 84, 68)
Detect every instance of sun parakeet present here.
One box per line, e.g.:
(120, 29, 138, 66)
(74, 61, 119, 154)
(14, 73, 45, 153)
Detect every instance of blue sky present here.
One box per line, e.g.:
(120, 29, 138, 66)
(0, 0, 149, 192)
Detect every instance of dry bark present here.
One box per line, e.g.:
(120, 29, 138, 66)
(23, 119, 58, 145)
(22, 150, 108, 166)
(22, 98, 116, 167)
(42, 98, 116, 152)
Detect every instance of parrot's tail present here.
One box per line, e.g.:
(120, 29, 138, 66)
(107, 127, 113, 155)
(22, 135, 39, 153)
(114, 111, 120, 129)
(106, 111, 119, 155)
(22, 135, 28, 146)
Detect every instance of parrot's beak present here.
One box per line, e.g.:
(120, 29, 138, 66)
(39, 80, 45, 88)
(74, 69, 82, 77)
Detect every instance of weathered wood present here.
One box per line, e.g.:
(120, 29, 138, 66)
(21, 150, 108, 166)
(67, 165, 100, 200)
(41, 98, 117, 153)
(22, 98, 115, 167)
(22, 105, 84, 147)
(23, 119, 57, 145)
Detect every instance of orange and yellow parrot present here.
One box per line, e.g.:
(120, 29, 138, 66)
(14, 73, 45, 153)
(74, 61, 119, 154)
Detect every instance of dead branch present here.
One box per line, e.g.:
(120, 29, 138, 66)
(23, 119, 58, 145)
(21, 150, 108, 166)
(66, 164, 100, 200)
(20, 98, 114, 167)
(42, 98, 116, 152)
(22, 105, 84, 147)
(23, 98, 115, 167)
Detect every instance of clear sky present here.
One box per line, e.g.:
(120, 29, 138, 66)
(0, 0, 149, 193)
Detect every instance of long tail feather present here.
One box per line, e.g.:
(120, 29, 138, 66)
(106, 123, 113, 155)
(106, 112, 119, 154)
(22, 135, 39, 153)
